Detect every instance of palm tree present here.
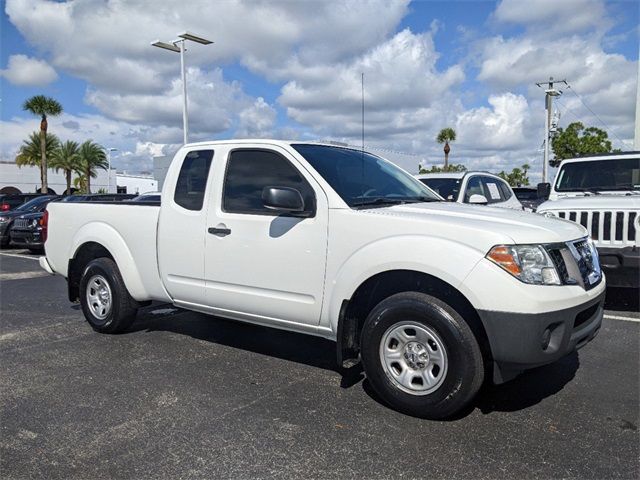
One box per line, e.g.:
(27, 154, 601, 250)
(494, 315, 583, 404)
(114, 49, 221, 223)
(16, 132, 60, 169)
(436, 127, 457, 169)
(51, 140, 81, 195)
(77, 140, 108, 193)
(23, 95, 63, 193)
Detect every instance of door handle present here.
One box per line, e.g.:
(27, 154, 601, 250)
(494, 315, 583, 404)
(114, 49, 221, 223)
(208, 227, 231, 236)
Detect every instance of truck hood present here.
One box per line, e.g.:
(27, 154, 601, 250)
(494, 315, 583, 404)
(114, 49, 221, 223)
(538, 195, 640, 211)
(365, 201, 587, 245)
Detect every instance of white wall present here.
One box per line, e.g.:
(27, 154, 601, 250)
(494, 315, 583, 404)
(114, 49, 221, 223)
(0, 162, 115, 194)
(116, 174, 157, 194)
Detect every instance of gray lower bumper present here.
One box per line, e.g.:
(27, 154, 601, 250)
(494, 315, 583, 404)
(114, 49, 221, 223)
(478, 290, 605, 384)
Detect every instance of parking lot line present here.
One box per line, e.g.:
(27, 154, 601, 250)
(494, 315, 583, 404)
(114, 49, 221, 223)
(604, 314, 640, 323)
(0, 252, 40, 261)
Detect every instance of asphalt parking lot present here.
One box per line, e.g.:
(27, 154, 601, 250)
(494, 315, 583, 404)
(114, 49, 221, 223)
(1, 250, 638, 479)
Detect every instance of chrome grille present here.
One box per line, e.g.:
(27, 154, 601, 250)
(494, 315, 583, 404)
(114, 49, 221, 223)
(551, 210, 638, 247)
(546, 238, 602, 290)
(13, 218, 32, 229)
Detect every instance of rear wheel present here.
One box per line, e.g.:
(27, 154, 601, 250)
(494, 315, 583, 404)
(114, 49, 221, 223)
(79, 258, 137, 333)
(360, 292, 484, 419)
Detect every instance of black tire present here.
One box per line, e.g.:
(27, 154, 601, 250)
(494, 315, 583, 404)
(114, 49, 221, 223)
(360, 292, 484, 419)
(79, 257, 138, 334)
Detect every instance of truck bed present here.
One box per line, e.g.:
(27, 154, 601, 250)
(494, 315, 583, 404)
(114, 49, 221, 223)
(45, 202, 168, 302)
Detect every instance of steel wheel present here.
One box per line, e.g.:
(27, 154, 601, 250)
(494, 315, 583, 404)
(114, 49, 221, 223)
(379, 321, 448, 395)
(86, 274, 112, 323)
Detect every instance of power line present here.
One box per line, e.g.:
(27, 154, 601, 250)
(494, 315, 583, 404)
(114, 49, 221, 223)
(565, 83, 626, 148)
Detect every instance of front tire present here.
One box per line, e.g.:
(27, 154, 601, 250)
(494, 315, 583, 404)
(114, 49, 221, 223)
(360, 292, 484, 419)
(79, 258, 138, 333)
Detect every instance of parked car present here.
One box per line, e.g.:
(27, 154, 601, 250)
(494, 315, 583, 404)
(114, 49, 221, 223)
(416, 172, 523, 210)
(0, 193, 45, 212)
(513, 187, 545, 211)
(0, 195, 58, 248)
(41, 140, 604, 419)
(537, 151, 639, 288)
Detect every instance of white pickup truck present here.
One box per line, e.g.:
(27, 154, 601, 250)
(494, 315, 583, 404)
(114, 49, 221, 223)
(40, 140, 605, 419)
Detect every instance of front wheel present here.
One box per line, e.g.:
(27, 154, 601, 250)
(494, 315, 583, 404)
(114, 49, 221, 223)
(360, 292, 484, 419)
(79, 258, 138, 333)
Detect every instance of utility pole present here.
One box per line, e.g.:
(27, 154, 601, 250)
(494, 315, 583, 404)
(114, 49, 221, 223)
(535, 77, 566, 183)
(635, 56, 640, 150)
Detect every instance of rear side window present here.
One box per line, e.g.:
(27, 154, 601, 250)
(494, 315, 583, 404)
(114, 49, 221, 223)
(174, 150, 214, 211)
(223, 149, 315, 215)
(497, 181, 512, 200)
(481, 177, 505, 204)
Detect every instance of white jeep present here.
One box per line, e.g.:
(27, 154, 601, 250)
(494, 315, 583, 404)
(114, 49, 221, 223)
(537, 152, 640, 287)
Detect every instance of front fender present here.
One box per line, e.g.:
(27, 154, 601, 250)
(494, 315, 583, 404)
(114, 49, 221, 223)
(323, 235, 485, 333)
(69, 222, 150, 301)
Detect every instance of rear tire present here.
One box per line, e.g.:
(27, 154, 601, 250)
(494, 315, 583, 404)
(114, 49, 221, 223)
(79, 258, 137, 333)
(360, 292, 484, 419)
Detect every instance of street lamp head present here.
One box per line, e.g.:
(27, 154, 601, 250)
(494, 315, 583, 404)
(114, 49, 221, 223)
(178, 31, 213, 45)
(151, 40, 180, 52)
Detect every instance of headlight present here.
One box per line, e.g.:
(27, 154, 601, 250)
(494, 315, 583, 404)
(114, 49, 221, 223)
(487, 244, 561, 285)
(540, 211, 556, 218)
(0, 217, 8, 224)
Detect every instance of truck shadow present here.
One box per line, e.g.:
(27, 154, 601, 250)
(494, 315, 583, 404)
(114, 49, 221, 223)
(131, 306, 580, 416)
(131, 309, 340, 373)
(473, 350, 579, 415)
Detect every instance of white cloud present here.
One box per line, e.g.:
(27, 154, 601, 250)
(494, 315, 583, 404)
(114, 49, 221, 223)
(1, 54, 58, 86)
(279, 28, 465, 142)
(456, 93, 531, 151)
(493, 0, 610, 36)
(236, 97, 277, 138)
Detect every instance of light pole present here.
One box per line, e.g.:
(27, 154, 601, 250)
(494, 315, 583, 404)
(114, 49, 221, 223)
(151, 32, 213, 144)
(535, 77, 565, 183)
(106, 147, 117, 193)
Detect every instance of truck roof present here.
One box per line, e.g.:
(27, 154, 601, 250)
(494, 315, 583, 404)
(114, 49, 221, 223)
(558, 151, 640, 165)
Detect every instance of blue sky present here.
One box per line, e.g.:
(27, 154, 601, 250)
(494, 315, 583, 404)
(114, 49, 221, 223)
(1, 0, 638, 178)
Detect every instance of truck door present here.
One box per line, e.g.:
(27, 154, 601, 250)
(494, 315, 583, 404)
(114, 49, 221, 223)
(157, 148, 214, 304)
(204, 146, 328, 327)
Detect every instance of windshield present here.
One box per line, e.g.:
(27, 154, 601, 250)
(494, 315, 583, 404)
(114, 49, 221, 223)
(292, 144, 440, 207)
(15, 196, 53, 212)
(419, 178, 461, 201)
(555, 158, 640, 192)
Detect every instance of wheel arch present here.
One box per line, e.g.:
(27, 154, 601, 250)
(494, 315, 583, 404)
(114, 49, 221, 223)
(336, 269, 492, 370)
(67, 223, 151, 302)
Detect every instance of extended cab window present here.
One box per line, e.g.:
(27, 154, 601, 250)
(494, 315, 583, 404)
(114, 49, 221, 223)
(223, 149, 315, 215)
(174, 150, 214, 211)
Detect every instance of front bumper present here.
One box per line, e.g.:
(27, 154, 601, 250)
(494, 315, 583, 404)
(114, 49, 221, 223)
(597, 246, 639, 288)
(10, 229, 43, 249)
(478, 288, 605, 384)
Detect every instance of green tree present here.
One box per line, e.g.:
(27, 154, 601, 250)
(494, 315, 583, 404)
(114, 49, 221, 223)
(418, 163, 467, 174)
(51, 140, 81, 195)
(497, 164, 530, 187)
(551, 122, 614, 167)
(436, 127, 457, 169)
(16, 132, 60, 170)
(22, 95, 63, 193)
(77, 140, 108, 193)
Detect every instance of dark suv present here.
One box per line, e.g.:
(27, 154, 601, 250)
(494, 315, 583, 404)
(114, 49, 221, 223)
(0, 196, 59, 248)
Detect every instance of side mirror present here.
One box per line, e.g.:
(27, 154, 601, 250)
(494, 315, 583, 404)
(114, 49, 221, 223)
(537, 182, 551, 200)
(468, 194, 488, 205)
(262, 186, 305, 213)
